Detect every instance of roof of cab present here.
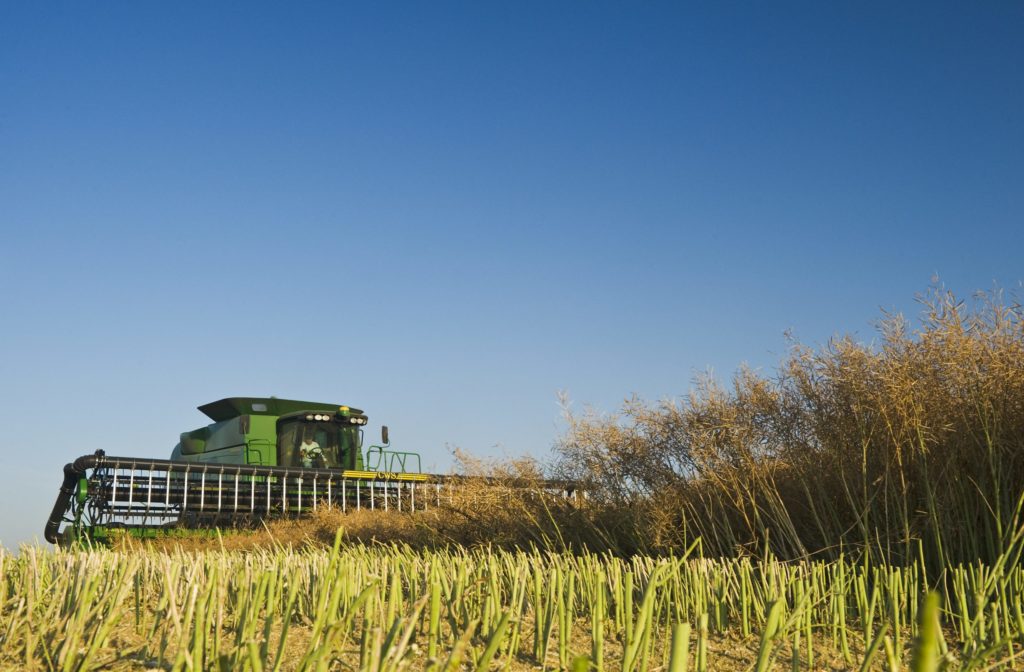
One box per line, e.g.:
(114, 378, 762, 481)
(198, 397, 364, 422)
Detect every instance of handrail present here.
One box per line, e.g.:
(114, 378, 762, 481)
(365, 445, 422, 474)
(245, 438, 274, 466)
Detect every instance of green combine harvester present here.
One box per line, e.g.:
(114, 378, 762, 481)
(44, 397, 453, 545)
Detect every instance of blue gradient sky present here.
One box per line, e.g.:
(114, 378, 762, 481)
(2, 2, 1022, 547)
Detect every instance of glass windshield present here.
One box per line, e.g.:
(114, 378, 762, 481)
(277, 420, 361, 469)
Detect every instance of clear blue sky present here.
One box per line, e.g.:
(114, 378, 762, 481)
(2, 2, 1022, 547)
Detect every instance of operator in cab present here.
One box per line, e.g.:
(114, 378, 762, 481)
(299, 434, 325, 468)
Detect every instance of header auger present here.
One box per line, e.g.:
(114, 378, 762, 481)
(45, 396, 577, 545)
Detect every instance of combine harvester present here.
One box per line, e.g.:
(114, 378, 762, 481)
(45, 397, 570, 545)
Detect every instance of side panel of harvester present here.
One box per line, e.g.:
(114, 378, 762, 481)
(170, 415, 279, 466)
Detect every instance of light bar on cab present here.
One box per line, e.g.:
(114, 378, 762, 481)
(302, 413, 367, 424)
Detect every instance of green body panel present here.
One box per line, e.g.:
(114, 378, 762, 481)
(64, 526, 222, 547)
(243, 415, 278, 466)
(171, 397, 368, 471)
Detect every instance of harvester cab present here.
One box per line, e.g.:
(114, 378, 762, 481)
(169, 397, 373, 471)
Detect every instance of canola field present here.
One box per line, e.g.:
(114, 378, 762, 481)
(2, 532, 1022, 671)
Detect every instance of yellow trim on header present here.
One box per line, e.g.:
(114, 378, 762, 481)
(339, 469, 428, 482)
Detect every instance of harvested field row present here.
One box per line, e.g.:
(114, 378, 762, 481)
(2, 533, 1021, 670)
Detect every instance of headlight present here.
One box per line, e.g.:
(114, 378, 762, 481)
(305, 415, 313, 421)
